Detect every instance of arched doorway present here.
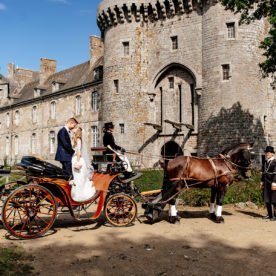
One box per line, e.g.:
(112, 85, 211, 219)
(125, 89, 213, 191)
(161, 141, 183, 160)
(153, 63, 199, 133)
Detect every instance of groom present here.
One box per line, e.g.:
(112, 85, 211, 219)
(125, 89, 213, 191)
(55, 117, 78, 176)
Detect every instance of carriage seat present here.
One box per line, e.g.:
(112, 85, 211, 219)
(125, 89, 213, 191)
(17, 156, 71, 180)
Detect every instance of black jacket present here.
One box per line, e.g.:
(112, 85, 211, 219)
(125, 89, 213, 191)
(103, 131, 122, 153)
(262, 158, 276, 203)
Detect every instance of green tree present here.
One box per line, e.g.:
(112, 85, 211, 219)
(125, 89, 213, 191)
(220, 0, 276, 88)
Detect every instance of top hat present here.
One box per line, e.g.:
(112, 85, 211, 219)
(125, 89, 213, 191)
(264, 146, 275, 153)
(104, 122, 114, 130)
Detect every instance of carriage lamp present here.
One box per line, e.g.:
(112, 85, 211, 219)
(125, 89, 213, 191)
(147, 93, 156, 102)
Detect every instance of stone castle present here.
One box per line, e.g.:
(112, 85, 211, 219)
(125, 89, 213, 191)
(0, 0, 275, 168)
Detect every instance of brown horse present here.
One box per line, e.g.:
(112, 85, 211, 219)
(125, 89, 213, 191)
(144, 143, 252, 224)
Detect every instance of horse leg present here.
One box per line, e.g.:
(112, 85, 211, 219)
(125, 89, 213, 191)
(215, 189, 226, 223)
(209, 187, 217, 220)
(161, 181, 181, 224)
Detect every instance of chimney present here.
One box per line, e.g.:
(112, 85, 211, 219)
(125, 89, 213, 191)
(15, 68, 38, 89)
(90, 36, 104, 68)
(8, 63, 15, 80)
(40, 58, 56, 84)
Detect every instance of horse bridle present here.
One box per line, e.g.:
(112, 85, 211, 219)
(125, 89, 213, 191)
(219, 154, 251, 170)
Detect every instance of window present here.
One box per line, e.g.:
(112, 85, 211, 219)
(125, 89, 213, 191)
(222, 64, 230, 80)
(226, 22, 235, 39)
(0, 122, 2, 129)
(14, 110, 20, 126)
(75, 96, 81, 116)
(32, 106, 37, 123)
(122, 41, 130, 56)
(6, 112, 10, 128)
(52, 82, 60, 92)
(168, 77, 174, 89)
(119, 123, 125, 134)
(92, 91, 99, 111)
(113, 80, 119, 94)
(5, 136, 9, 156)
(50, 101, 56, 119)
(91, 126, 98, 147)
(34, 88, 41, 98)
(14, 135, 19, 155)
(31, 133, 36, 154)
(94, 66, 103, 81)
(171, 36, 178, 50)
(50, 131, 55, 154)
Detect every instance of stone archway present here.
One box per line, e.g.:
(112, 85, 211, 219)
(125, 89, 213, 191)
(161, 141, 183, 160)
(153, 63, 199, 133)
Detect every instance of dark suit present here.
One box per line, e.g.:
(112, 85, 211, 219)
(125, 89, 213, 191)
(55, 127, 74, 176)
(261, 158, 276, 217)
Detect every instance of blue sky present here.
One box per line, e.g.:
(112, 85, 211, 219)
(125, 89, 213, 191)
(0, 0, 102, 76)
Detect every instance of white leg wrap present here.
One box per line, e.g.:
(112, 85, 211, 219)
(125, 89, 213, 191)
(169, 205, 177, 217)
(216, 205, 222, 217)
(209, 203, 215, 214)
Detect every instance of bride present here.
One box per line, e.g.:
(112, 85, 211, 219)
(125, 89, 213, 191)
(70, 126, 96, 202)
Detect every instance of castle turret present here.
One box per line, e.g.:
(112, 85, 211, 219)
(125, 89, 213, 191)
(97, 0, 202, 166)
(97, 0, 274, 164)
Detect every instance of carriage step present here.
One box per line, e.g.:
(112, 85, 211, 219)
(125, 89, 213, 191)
(120, 172, 143, 183)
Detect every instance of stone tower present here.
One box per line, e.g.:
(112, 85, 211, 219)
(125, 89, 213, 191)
(97, 0, 274, 166)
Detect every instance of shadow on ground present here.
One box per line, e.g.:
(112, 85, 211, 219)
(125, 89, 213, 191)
(28, 231, 276, 276)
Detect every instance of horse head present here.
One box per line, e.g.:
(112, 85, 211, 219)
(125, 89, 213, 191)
(222, 143, 253, 179)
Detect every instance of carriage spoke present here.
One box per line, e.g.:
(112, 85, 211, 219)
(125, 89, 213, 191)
(2, 184, 57, 239)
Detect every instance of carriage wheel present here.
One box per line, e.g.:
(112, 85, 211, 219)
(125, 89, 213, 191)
(104, 193, 137, 227)
(2, 184, 57, 239)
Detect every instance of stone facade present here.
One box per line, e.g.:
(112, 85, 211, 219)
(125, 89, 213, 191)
(97, 0, 275, 166)
(0, 36, 103, 166)
(0, 0, 275, 168)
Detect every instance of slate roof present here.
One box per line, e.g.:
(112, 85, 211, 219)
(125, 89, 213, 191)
(12, 57, 103, 104)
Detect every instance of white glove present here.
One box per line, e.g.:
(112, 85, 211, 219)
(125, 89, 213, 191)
(272, 182, 276, 190)
(73, 162, 82, 170)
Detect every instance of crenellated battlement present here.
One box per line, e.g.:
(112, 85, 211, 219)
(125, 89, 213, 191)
(97, 0, 212, 32)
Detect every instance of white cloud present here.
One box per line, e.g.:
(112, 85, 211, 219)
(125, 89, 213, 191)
(0, 3, 7, 11)
(49, 0, 71, 5)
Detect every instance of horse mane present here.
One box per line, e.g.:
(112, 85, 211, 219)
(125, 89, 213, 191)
(221, 143, 251, 155)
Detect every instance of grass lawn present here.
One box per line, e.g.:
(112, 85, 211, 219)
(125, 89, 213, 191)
(0, 247, 34, 276)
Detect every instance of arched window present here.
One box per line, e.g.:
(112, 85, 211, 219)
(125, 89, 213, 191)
(14, 135, 19, 155)
(50, 131, 55, 154)
(32, 106, 37, 123)
(31, 133, 36, 154)
(6, 112, 10, 128)
(14, 110, 20, 126)
(5, 136, 10, 156)
(50, 101, 56, 119)
(75, 95, 81, 116)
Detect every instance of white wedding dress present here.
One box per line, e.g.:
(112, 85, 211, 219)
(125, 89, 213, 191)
(71, 138, 96, 202)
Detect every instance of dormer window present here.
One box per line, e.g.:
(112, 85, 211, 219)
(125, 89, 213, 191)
(52, 82, 60, 92)
(94, 66, 103, 81)
(52, 78, 66, 92)
(0, 83, 9, 99)
(34, 88, 41, 98)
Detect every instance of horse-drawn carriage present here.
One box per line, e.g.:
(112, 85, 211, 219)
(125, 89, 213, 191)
(0, 143, 253, 239)
(0, 148, 144, 240)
